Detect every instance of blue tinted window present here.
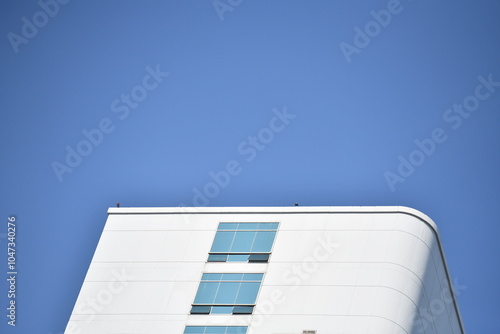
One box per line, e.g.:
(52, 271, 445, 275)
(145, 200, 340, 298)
(231, 231, 256, 252)
(217, 223, 239, 230)
(184, 326, 247, 334)
(217, 222, 278, 231)
(209, 253, 269, 263)
(235, 282, 261, 304)
(208, 254, 228, 262)
(192, 273, 263, 308)
(221, 273, 244, 281)
(190, 305, 211, 314)
(205, 327, 230, 334)
(258, 222, 279, 230)
(211, 231, 235, 252)
(232, 306, 254, 314)
(251, 231, 276, 252)
(243, 273, 264, 280)
(237, 222, 259, 230)
(209, 223, 278, 260)
(202, 273, 222, 280)
(211, 306, 234, 314)
(240, 282, 259, 303)
(228, 254, 249, 262)
(214, 282, 240, 304)
(193, 282, 218, 304)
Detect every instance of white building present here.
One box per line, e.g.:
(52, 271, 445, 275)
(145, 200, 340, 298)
(65, 206, 465, 334)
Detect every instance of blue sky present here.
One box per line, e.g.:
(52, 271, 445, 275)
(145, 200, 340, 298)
(0, 0, 499, 333)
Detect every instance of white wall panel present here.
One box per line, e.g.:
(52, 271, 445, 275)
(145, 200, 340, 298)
(65, 207, 464, 334)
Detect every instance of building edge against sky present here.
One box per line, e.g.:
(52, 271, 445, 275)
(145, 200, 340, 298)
(64, 206, 465, 334)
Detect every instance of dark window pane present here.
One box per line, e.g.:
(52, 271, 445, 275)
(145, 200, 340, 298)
(190, 306, 211, 314)
(230, 231, 256, 252)
(227, 254, 249, 262)
(232, 306, 254, 314)
(235, 282, 261, 304)
(251, 231, 276, 252)
(214, 282, 240, 304)
(193, 282, 218, 303)
(210, 231, 235, 252)
(207, 254, 228, 262)
(248, 254, 269, 262)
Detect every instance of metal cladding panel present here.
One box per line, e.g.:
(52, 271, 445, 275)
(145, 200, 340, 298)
(64, 207, 464, 334)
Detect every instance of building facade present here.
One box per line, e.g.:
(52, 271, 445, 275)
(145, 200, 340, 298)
(65, 206, 465, 334)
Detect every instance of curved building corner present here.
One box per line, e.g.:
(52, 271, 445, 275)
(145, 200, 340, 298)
(64, 206, 465, 334)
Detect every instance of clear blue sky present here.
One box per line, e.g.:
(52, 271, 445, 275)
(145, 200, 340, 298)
(1, 1, 499, 333)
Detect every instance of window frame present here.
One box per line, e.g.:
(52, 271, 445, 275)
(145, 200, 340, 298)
(208, 222, 279, 263)
(191, 273, 264, 315)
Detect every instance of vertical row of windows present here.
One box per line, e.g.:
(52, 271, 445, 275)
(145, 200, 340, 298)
(186, 222, 278, 333)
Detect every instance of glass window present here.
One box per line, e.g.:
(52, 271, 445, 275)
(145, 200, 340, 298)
(207, 254, 228, 262)
(258, 222, 279, 230)
(190, 306, 211, 314)
(217, 223, 239, 230)
(228, 254, 249, 262)
(214, 282, 240, 304)
(251, 231, 276, 252)
(203, 273, 222, 280)
(236, 222, 259, 230)
(192, 273, 263, 313)
(243, 273, 264, 280)
(184, 326, 247, 334)
(193, 282, 218, 304)
(248, 254, 269, 262)
(208, 223, 278, 262)
(235, 282, 261, 304)
(216, 222, 277, 231)
(231, 231, 257, 252)
(211, 306, 234, 314)
(211, 231, 235, 252)
(232, 306, 254, 314)
(221, 273, 245, 280)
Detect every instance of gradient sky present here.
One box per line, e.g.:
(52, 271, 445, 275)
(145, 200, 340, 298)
(1, 1, 499, 333)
